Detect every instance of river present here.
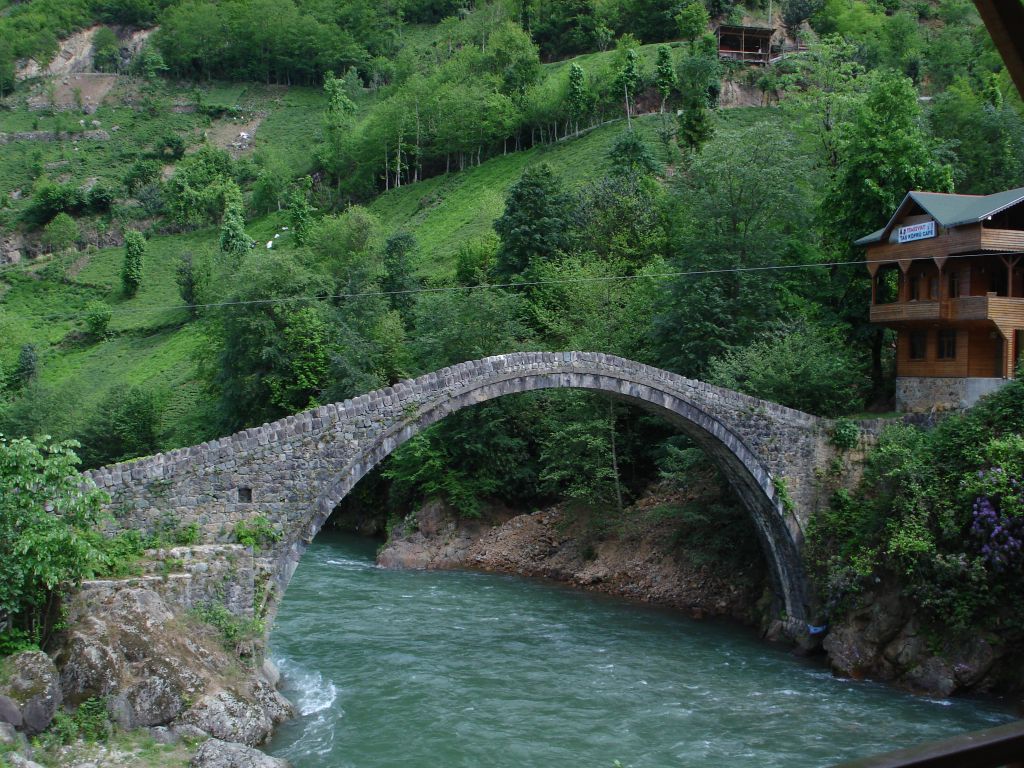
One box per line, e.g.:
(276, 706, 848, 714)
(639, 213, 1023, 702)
(266, 530, 1014, 767)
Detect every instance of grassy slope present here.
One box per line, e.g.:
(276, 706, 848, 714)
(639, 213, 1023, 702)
(0, 37, 768, 451)
(370, 113, 671, 280)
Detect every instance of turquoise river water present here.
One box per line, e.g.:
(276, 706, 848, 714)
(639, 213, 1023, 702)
(266, 530, 1014, 767)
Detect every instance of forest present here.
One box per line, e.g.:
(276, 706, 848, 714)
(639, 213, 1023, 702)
(0, 0, 1023, 652)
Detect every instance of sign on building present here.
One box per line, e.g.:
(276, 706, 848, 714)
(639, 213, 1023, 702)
(897, 220, 936, 243)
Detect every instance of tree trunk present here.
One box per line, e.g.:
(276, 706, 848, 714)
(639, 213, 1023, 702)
(871, 328, 885, 404)
(608, 399, 623, 515)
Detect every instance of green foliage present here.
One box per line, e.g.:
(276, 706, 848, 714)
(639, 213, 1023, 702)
(654, 45, 676, 110)
(218, 182, 254, 260)
(674, 0, 709, 43)
(825, 71, 953, 254)
(493, 163, 574, 281)
(0, 435, 108, 644)
(707, 320, 869, 416)
(191, 602, 262, 653)
(829, 418, 860, 450)
(42, 213, 79, 253)
(607, 131, 660, 177)
(84, 301, 112, 340)
(154, 0, 371, 84)
(381, 233, 420, 323)
(174, 251, 208, 316)
(287, 177, 315, 246)
(654, 122, 815, 377)
(121, 230, 146, 298)
(13, 344, 38, 390)
(163, 146, 236, 228)
(232, 516, 281, 551)
(74, 697, 112, 743)
(808, 381, 1024, 631)
(928, 77, 1024, 194)
(124, 159, 162, 195)
(76, 385, 162, 469)
(92, 26, 121, 73)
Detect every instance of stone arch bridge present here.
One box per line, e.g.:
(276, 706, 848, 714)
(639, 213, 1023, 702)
(86, 352, 839, 635)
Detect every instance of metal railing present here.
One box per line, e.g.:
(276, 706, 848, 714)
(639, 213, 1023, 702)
(833, 720, 1024, 768)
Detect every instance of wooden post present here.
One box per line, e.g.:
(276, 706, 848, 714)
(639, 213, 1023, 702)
(1000, 254, 1020, 298)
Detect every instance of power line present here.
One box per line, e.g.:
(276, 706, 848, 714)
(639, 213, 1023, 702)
(5, 250, 1020, 323)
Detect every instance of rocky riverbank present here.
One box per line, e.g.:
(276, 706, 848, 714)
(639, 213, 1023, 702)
(822, 586, 1024, 700)
(377, 492, 770, 626)
(0, 549, 294, 768)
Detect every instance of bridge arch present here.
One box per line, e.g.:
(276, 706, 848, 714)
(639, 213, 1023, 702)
(286, 354, 817, 629)
(88, 352, 827, 636)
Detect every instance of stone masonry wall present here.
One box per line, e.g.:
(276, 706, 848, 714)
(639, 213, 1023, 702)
(76, 545, 256, 619)
(84, 352, 835, 627)
(896, 376, 1007, 412)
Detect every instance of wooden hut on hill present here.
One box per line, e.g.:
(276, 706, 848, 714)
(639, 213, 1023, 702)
(715, 24, 775, 65)
(858, 186, 1024, 411)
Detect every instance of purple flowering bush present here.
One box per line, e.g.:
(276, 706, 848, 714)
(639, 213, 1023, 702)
(967, 437, 1024, 572)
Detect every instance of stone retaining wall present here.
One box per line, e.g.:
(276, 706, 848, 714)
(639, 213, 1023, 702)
(77, 545, 255, 619)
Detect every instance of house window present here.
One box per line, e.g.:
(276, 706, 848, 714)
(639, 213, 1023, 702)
(948, 272, 960, 298)
(909, 331, 927, 360)
(937, 330, 957, 360)
(238, 487, 253, 503)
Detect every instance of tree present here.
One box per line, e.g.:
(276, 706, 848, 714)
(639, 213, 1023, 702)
(675, 49, 720, 154)
(492, 163, 575, 281)
(675, 0, 709, 46)
(607, 131, 660, 177)
(655, 45, 676, 114)
(615, 48, 642, 127)
(567, 62, 589, 135)
(707, 320, 869, 416)
(929, 76, 1024, 195)
(0, 435, 108, 644)
(76, 385, 161, 468)
(175, 252, 209, 317)
(782, 0, 821, 40)
(288, 176, 315, 246)
(677, 92, 714, 153)
(219, 182, 254, 260)
(92, 26, 121, 72)
(84, 301, 112, 340)
(13, 344, 38, 390)
(121, 230, 145, 297)
(382, 233, 420, 324)
(653, 124, 816, 376)
(824, 72, 953, 398)
(42, 212, 79, 253)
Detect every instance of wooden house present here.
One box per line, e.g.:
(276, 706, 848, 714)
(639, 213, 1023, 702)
(715, 24, 775, 65)
(859, 187, 1024, 411)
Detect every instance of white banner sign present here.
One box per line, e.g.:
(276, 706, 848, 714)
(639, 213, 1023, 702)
(897, 220, 936, 244)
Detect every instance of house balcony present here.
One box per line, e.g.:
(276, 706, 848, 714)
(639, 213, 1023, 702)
(870, 300, 940, 324)
(871, 295, 1024, 326)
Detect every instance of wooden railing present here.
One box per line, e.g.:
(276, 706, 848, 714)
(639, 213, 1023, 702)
(870, 301, 941, 323)
(872, 296, 1024, 325)
(832, 719, 1024, 767)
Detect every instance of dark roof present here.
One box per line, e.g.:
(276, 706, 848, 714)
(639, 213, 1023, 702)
(716, 24, 775, 35)
(855, 186, 1024, 246)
